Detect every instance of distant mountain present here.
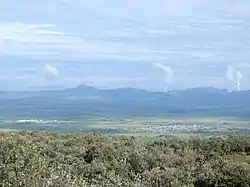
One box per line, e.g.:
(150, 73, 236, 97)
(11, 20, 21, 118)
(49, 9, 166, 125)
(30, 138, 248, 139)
(0, 85, 250, 118)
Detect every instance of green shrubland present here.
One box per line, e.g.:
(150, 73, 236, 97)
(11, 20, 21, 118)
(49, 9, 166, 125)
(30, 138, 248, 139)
(0, 132, 249, 187)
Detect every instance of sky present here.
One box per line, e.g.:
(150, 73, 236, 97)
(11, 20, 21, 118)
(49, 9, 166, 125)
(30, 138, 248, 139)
(1, 0, 250, 91)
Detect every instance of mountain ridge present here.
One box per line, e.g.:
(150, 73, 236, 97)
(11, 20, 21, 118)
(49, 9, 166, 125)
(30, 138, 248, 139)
(0, 84, 249, 118)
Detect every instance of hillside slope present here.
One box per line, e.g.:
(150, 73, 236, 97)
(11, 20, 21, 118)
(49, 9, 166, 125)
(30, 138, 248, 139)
(0, 86, 250, 118)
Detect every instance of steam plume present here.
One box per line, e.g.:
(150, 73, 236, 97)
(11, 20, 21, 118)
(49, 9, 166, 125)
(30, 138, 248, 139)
(235, 71, 243, 92)
(225, 65, 243, 92)
(43, 63, 59, 81)
(226, 66, 235, 82)
(153, 63, 174, 92)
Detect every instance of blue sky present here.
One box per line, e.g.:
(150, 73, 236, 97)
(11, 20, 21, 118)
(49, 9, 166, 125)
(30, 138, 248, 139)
(1, 0, 250, 91)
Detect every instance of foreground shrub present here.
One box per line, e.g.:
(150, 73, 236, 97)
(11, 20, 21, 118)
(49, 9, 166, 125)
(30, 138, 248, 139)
(0, 132, 249, 187)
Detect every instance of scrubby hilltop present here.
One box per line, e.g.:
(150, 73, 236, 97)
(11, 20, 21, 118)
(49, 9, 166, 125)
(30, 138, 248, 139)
(1, 132, 249, 187)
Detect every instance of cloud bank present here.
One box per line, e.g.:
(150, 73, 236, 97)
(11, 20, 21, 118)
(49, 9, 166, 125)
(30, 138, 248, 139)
(1, 0, 250, 90)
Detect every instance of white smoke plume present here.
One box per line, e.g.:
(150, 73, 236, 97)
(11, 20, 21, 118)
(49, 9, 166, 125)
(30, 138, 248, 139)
(226, 66, 235, 82)
(153, 63, 174, 92)
(43, 63, 59, 81)
(235, 71, 243, 92)
(225, 65, 243, 92)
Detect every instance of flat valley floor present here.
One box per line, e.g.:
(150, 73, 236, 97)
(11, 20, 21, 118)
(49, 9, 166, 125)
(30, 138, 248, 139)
(1, 116, 250, 138)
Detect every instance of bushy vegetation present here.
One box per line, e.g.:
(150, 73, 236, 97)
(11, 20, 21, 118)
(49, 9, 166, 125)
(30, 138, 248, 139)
(0, 132, 250, 187)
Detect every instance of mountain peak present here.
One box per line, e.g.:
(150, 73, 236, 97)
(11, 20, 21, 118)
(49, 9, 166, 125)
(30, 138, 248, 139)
(75, 84, 96, 90)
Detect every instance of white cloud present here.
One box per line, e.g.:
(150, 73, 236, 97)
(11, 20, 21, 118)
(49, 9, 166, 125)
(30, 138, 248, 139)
(16, 67, 37, 72)
(0, 75, 37, 80)
(239, 63, 250, 68)
(1, 0, 250, 90)
(63, 76, 145, 83)
(1, 0, 250, 63)
(0, 22, 64, 43)
(0, 22, 150, 61)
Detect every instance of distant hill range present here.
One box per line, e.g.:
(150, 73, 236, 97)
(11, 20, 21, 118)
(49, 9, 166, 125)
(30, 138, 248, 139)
(0, 85, 250, 118)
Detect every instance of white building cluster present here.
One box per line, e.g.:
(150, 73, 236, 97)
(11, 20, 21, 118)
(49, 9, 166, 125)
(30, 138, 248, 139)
(4, 119, 60, 124)
(140, 124, 202, 133)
